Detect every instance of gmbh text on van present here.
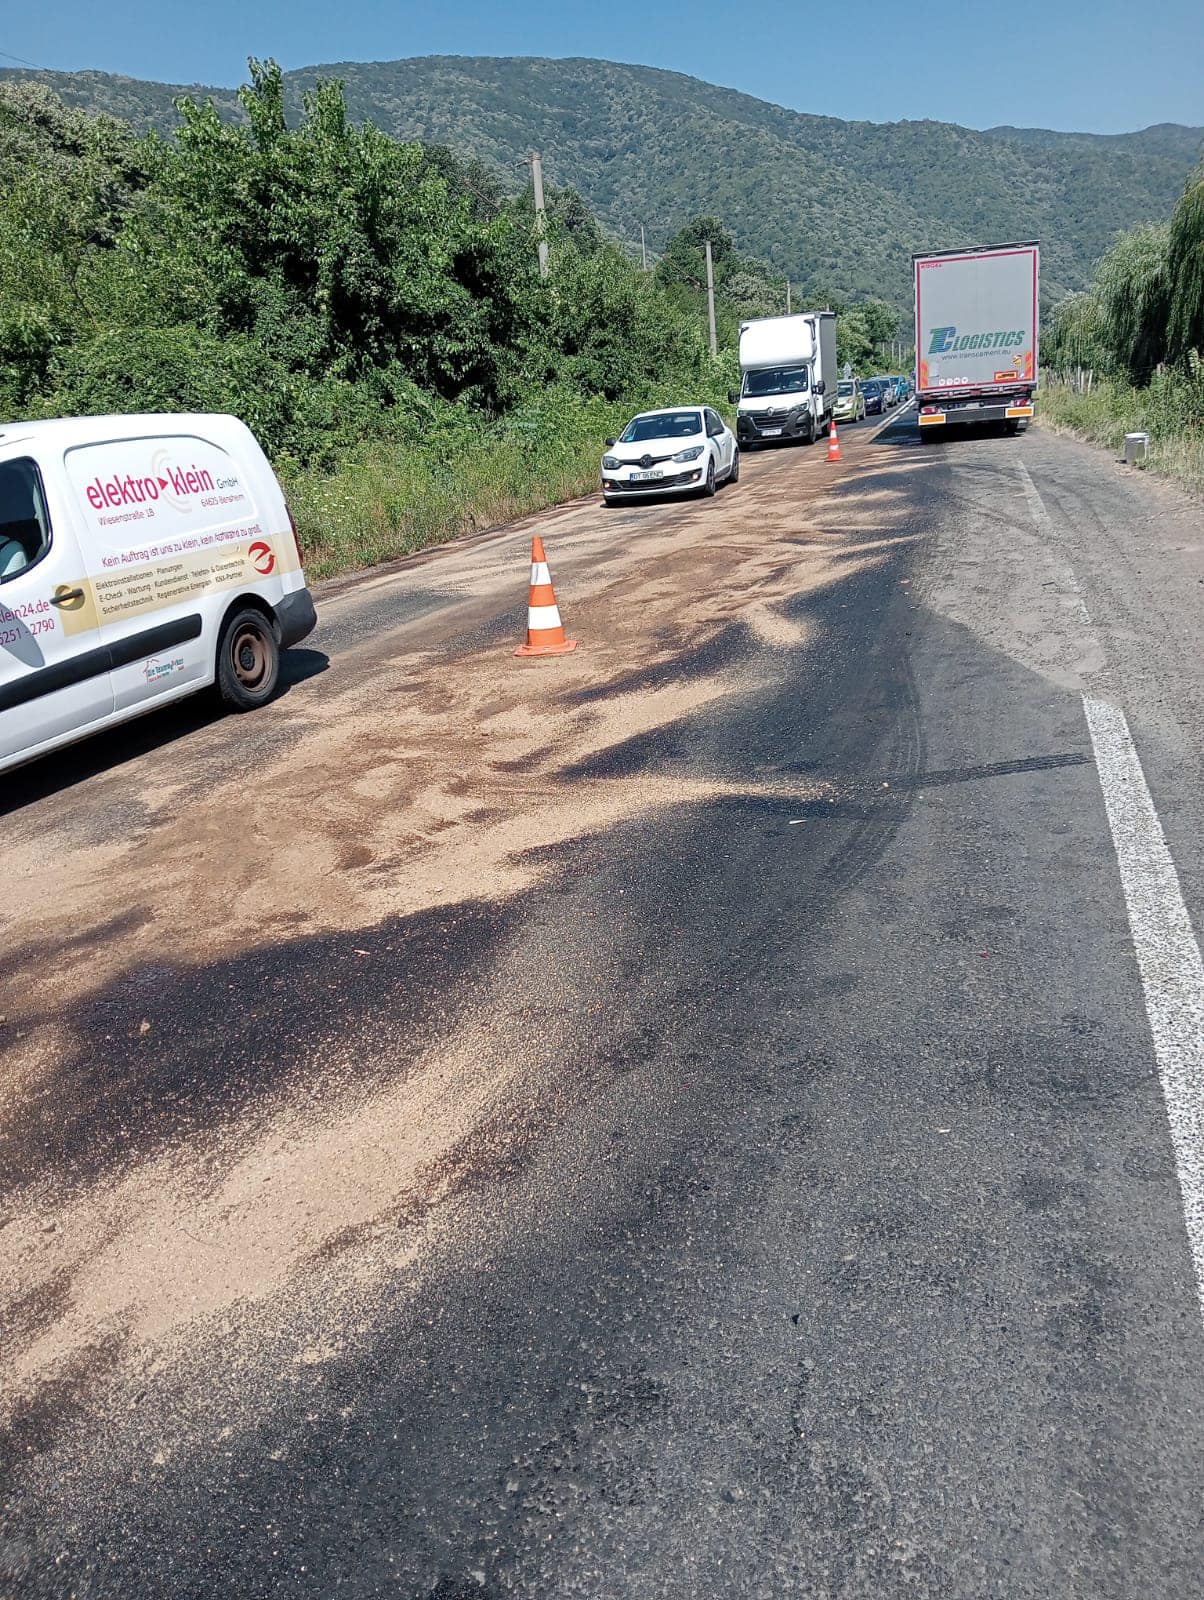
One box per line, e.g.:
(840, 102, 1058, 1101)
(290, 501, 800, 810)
(0, 413, 317, 775)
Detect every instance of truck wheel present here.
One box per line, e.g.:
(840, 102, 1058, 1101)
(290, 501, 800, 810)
(217, 606, 280, 711)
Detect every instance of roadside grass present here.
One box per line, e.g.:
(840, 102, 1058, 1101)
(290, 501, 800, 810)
(1037, 369, 1204, 496)
(281, 368, 739, 581)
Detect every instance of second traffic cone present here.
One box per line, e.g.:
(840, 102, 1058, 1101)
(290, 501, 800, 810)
(515, 535, 577, 657)
(827, 419, 842, 462)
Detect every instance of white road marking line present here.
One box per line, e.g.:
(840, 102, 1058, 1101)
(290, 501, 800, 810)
(1083, 695, 1204, 1317)
(1021, 460, 1204, 1317)
(867, 398, 915, 443)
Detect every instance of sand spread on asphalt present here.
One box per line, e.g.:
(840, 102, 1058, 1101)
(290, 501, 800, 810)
(0, 438, 912, 1487)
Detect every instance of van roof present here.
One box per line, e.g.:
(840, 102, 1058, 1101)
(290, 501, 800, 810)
(0, 413, 247, 450)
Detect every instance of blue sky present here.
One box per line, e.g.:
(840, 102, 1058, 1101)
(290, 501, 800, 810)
(4, 0, 1201, 134)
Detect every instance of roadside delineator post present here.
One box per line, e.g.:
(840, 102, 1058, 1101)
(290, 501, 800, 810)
(515, 535, 577, 657)
(827, 419, 842, 463)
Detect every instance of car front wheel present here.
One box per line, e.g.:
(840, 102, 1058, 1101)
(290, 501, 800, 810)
(728, 448, 740, 484)
(702, 458, 716, 497)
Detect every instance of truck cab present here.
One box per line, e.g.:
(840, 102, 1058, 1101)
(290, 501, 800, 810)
(731, 313, 837, 448)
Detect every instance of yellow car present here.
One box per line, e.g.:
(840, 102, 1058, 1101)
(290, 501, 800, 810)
(834, 378, 866, 423)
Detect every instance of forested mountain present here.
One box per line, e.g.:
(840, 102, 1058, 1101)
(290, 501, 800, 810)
(2, 55, 1200, 309)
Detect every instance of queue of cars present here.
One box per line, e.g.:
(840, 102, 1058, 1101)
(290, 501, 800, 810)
(852, 373, 913, 417)
(599, 369, 911, 508)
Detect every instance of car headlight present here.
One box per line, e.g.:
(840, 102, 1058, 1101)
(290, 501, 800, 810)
(672, 445, 704, 463)
(602, 455, 621, 470)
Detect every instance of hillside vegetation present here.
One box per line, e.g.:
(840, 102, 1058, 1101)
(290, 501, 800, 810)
(3, 56, 1199, 310)
(1042, 164, 1204, 492)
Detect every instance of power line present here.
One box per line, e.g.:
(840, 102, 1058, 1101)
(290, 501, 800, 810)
(0, 47, 45, 69)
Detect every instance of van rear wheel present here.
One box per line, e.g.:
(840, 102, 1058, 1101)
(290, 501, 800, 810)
(217, 607, 280, 711)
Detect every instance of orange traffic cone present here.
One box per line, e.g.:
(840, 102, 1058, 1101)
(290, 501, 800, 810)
(827, 419, 842, 462)
(515, 535, 577, 657)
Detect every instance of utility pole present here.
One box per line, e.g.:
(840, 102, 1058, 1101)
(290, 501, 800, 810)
(640, 225, 648, 272)
(529, 151, 549, 280)
(705, 239, 718, 358)
(786, 279, 792, 315)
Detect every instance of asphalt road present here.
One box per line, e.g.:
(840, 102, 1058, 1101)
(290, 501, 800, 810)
(3, 407, 1204, 1598)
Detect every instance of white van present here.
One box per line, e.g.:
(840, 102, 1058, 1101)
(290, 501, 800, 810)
(0, 413, 316, 775)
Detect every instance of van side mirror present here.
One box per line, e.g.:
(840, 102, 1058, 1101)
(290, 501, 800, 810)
(727, 390, 739, 405)
(814, 380, 826, 396)
(605, 438, 616, 448)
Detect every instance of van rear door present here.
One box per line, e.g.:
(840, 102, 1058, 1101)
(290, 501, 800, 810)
(0, 453, 112, 765)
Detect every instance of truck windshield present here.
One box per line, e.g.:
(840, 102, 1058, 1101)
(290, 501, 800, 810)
(743, 366, 809, 398)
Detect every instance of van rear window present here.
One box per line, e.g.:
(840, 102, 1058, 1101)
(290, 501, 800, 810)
(0, 460, 51, 582)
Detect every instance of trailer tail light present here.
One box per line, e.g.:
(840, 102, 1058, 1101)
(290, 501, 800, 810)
(918, 406, 946, 426)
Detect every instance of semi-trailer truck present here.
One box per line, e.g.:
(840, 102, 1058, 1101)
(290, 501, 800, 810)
(913, 241, 1039, 437)
(730, 312, 837, 447)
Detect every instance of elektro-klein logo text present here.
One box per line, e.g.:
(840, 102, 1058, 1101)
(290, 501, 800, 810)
(85, 464, 217, 512)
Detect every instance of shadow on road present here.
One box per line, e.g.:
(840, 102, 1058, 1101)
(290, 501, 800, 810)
(0, 646, 329, 816)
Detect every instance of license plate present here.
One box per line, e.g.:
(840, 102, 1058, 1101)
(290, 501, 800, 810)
(963, 402, 980, 410)
(630, 470, 662, 482)
(760, 427, 783, 437)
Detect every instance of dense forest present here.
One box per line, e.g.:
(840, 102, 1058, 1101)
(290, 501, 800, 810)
(4, 55, 1200, 310)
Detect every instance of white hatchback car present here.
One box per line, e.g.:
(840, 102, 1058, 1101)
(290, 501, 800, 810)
(601, 407, 739, 505)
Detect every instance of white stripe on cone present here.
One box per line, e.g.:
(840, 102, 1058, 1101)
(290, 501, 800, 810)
(531, 562, 551, 586)
(527, 603, 563, 630)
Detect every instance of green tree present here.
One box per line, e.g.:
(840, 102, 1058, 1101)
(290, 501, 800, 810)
(1166, 163, 1204, 364)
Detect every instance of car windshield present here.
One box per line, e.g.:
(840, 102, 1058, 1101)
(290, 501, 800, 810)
(862, 381, 881, 393)
(743, 366, 809, 398)
(619, 411, 702, 443)
(838, 381, 855, 396)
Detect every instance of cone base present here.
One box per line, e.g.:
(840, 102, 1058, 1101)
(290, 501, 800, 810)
(515, 638, 578, 657)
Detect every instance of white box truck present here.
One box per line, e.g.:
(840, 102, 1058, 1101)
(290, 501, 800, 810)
(913, 241, 1039, 435)
(730, 312, 837, 447)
